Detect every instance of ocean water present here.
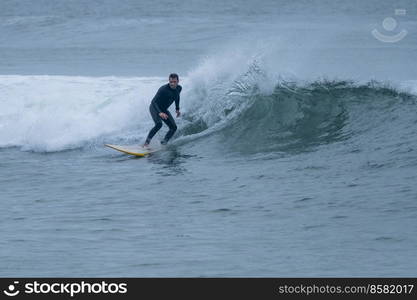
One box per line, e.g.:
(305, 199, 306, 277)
(1, 0, 417, 276)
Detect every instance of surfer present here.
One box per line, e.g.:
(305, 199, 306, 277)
(143, 73, 182, 147)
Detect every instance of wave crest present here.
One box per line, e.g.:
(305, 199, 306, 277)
(180, 66, 417, 155)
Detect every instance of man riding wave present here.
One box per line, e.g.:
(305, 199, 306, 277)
(143, 73, 182, 147)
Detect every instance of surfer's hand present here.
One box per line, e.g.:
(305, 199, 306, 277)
(159, 112, 168, 120)
(176, 110, 181, 117)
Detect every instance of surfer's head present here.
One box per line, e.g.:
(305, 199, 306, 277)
(169, 73, 179, 89)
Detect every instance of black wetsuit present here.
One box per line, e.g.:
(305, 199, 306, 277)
(145, 83, 182, 144)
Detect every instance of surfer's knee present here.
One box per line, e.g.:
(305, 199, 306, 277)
(154, 121, 163, 130)
(170, 123, 177, 132)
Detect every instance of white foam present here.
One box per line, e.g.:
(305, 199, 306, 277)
(0, 75, 168, 151)
(400, 80, 417, 95)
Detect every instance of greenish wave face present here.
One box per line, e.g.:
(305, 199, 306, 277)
(181, 78, 417, 156)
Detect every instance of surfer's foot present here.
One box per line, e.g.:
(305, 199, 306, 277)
(160, 140, 167, 145)
(143, 143, 150, 148)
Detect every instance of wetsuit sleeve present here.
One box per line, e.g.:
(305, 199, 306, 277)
(175, 85, 182, 110)
(151, 86, 164, 114)
(152, 101, 162, 114)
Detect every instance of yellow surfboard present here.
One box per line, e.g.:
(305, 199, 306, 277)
(105, 144, 160, 157)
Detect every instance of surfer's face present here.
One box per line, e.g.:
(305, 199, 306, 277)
(169, 77, 178, 89)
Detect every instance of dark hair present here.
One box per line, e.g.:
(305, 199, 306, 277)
(169, 73, 179, 80)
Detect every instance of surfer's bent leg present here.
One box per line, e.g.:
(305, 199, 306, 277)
(145, 104, 163, 144)
(161, 111, 177, 144)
